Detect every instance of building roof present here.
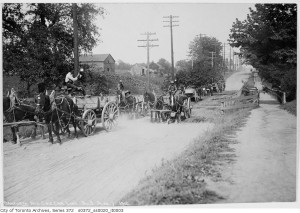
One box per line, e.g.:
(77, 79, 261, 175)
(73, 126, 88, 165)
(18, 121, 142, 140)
(79, 54, 115, 62)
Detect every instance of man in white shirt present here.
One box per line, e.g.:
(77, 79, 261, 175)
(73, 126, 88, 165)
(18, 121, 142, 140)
(65, 71, 85, 96)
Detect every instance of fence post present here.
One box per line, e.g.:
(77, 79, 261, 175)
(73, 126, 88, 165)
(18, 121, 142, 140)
(282, 92, 286, 104)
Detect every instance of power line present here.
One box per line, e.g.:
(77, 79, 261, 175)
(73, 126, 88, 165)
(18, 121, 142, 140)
(163, 15, 179, 80)
(138, 32, 159, 90)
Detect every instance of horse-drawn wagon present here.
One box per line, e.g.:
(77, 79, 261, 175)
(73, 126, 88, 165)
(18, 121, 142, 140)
(145, 90, 192, 123)
(73, 95, 119, 136)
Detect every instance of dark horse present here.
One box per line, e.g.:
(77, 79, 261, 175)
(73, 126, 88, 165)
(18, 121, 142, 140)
(3, 89, 45, 145)
(168, 90, 188, 123)
(118, 90, 136, 115)
(143, 91, 165, 110)
(35, 90, 79, 144)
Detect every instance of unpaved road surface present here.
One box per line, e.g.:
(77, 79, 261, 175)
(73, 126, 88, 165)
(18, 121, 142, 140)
(207, 68, 297, 203)
(3, 116, 212, 206)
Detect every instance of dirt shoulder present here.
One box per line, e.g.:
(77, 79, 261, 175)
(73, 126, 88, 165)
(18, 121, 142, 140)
(204, 72, 297, 204)
(206, 92, 297, 203)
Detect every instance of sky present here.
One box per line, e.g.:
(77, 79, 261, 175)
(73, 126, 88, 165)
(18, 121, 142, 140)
(92, 2, 255, 65)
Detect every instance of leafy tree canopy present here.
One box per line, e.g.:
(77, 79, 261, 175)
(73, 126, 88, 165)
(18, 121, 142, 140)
(157, 58, 171, 75)
(229, 3, 297, 100)
(116, 60, 132, 70)
(2, 3, 104, 95)
(149, 61, 159, 71)
(174, 35, 225, 88)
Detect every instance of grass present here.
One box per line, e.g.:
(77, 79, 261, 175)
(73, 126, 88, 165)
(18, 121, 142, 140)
(119, 95, 252, 205)
(3, 125, 47, 143)
(280, 100, 297, 116)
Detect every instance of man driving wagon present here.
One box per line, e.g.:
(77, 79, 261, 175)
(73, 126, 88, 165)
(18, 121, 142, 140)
(168, 80, 177, 104)
(65, 69, 86, 96)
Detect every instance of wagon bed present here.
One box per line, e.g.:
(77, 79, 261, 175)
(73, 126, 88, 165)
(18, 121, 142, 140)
(72, 95, 119, 136)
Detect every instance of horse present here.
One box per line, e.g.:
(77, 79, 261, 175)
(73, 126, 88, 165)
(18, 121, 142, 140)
(35, 90, 79, 144)
(143, 91, 165, 110)
(3, 89, 45, 145)
(168, 90, 188, 123)
(118, 90, 136, 115)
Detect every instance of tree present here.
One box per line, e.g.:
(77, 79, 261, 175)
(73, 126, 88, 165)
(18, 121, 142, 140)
(2, 3, 104, 94)
(157, 58, 171, 75)
(229, 4, 297, 100)
(176, 60, 191, 72)
(116, 60, 131, 70)
(177, 35, 224, 87)
(149, 61, 159, 71)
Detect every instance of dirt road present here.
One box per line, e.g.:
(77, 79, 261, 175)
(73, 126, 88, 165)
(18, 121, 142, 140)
(3, 116, 213, 206)
(207, 67, 297, 203)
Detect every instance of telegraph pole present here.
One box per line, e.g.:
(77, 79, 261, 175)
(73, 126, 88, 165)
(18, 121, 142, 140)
(233, 51, 235, 71)
(229, 46, 232, 71)
(163, 15, 179, 80)
(199, 33, 206, 60)
(73, 3, 79, 76)
(138, 32, 159, 90)
(223, 42, 226, 75)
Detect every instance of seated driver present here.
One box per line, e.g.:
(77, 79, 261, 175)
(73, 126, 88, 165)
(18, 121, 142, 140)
(65, 70, 85, 96)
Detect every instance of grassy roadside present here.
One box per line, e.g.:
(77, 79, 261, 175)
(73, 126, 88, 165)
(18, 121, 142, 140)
(280, 100, 297, 116)
(119, 97, 253, 205)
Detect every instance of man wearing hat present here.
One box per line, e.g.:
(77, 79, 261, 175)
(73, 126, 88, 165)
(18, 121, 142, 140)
(168, 80, 177, 95)
(117, 80, 124, 101)
(168, 80, 177, 104)
(117, 80, 124, 92)
(65, 69, 85, 96)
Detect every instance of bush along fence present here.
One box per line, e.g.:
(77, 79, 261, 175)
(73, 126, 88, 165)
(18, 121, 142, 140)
(262, 86, 286, 104)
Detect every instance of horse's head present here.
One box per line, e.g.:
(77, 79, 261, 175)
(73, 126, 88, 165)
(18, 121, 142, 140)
(5, 88, 18, 111)
(143, 91, 155, 103)
(3, 91, 12, 112)
(35, 93, 45, 113)
(35, 90, 53, 113)
(143, 91, 150, 102)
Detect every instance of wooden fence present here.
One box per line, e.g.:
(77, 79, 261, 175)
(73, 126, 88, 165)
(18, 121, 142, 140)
(220, 93, 260, 112)
(263, 86, 286, 104)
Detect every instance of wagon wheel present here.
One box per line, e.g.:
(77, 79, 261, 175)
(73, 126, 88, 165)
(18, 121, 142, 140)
(102, 101, 119, 132)
(161, 112, 167, 121)
(80, 109, 97, 137)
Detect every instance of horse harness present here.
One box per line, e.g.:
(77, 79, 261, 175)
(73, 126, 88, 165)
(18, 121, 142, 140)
(37, 94, 75, 130)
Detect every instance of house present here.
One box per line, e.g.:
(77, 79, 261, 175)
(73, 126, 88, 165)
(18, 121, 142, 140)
(79, 54, 115, 72)
(130, 64, 157, 76)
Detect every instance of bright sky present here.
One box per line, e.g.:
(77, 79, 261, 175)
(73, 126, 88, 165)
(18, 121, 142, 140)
(92, 2, 254, 65)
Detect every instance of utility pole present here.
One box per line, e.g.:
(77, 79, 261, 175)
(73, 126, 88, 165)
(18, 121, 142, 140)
(163, 15, 179, 80)
(233, 51, 235, 71)
(72, 3, 79, 76)
(229, 46, 232, 71)
(223, 42, 226, 75)
(209, 52, 216, 68)
(138, 32, 159, 90)
(199, 33, 206, 60)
